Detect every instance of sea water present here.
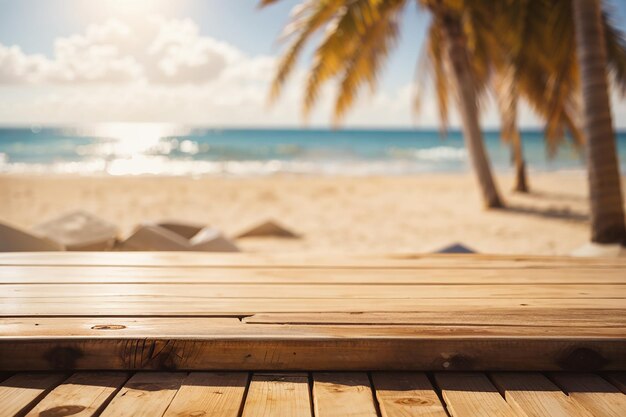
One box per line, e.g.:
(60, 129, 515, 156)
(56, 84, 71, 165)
(0, 124, 624, 176)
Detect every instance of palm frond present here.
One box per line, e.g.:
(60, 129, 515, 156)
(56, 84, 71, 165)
(333, 0, 404, 124)
(259, 0, 282, 7)
(302, 0, 381, 117)
(492, 68, 518, 144)
(268, 0, 345, 104)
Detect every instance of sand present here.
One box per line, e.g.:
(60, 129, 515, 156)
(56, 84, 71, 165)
(1, 172, 619, 256)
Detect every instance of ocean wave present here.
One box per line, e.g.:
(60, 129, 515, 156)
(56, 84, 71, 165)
(0, 156, 452, 176)
(387, 146, 467, 161)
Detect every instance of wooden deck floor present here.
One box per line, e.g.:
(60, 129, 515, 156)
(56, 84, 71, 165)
(0, 252, 625, 371)
(1, 371, 625, 417)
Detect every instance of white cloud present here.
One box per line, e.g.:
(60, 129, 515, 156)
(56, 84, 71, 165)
(0, 15, 625, 128)
(0, 45, 51, 84)
(0, 17, 245, 86)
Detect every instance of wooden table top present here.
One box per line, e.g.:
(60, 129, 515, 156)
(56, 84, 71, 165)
(1, 371, 625, 417)
(0, 252, 625, 372)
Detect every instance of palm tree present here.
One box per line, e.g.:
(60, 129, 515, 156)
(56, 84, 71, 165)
(262, 0, 626, 217)
(261, 0, 504, 208)
(573, 0, 626, 244)
(486, 0, 583, 193)
(488, 0, 625, 194)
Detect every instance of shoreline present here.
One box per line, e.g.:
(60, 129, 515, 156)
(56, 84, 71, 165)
(2, 172, 622, 256)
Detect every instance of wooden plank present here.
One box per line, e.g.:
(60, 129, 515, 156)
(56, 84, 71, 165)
(605, 372, 626, 393)
(5, 317, 625, 339)
(99, 372, 185, 417)
(3, 297, 625, 317)
(23, 372, 128, 417)
(0, 373, 68, 417)
(371, 372, 448, 417)
(3, 266, 625, 284)
(241, 373, 311, 417)
(1, 252, 624, 374)
(312, 372, 378, 417)
(244, 310, 626, 327)
(490, 372, 595, 417)
(163, 372, 248, 417)
(1, 252, 623, 268)
(549, 373, 626, 417)
(433, 373, 518, 417)
(2, 338, 621, 372)
(1, 319, 624, 371)
(4, 283, 623, 299)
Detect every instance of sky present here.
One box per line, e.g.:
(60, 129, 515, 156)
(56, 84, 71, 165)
(0, 0, 625, 128)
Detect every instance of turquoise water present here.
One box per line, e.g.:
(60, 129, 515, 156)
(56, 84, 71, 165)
(0, 125, 624, 176)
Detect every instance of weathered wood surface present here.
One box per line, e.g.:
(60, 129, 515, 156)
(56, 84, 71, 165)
(0, 373, 68, 417)
(98, 372, 185, 417)
(490, 372, 596, 417)
(164, 372, 248, 417)
(372, 372, 448, 417)
(22, 372, 128, 417)
(434, 372, 519, 417)
(4, 371, 625, 417)
(550, 372, 626, 417)
(242, 373, 311, 417)
(313, 373, 378, 417)
(0, 252, 624, 371)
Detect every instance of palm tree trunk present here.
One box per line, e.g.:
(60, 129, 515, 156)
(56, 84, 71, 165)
(511, 131, 529, 193)
(573, 0, 626, 243)
(440, 12, 504, 208)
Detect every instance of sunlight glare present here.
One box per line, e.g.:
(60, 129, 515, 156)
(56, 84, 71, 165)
(87, 0, 181, 19)
(83, 123, 193, 175)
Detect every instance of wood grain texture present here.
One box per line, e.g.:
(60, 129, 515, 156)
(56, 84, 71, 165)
(1, 252, 624, 372)
(3, 317, 624, 338)
(0, 373, 68, 417)
(1, 316, 624, 371)
(23, 372, 128, 417)
(4, 283, 623, 299)
(3, 266, 625, 284)
(550, 372, 626, 417)
(98, 372, 185, 417)
(1, 251, 624, 268)
(3, 298, 625, 316)
(434, 373, 518, 417)
(371, 372, 448, 417)
(3, 371, 626, 416)
(163, 372, 248, 417)
(244, 309, 626, 327)
(313, 372, 378, 417)
(490, 372, 595, 417)
(241, 373, 311, 417)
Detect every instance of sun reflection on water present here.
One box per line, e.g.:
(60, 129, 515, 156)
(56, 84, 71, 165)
(77, 123, 192, 175)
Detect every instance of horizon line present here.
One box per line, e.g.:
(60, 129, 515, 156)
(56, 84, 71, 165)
(0, 123, 625, 134)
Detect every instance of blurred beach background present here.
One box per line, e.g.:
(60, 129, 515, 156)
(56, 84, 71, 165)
(1, 0, 626, 255)
(2, 123, 623, 254)
(2, 125, 625, 176)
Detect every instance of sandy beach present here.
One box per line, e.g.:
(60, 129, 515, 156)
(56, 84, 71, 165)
(2, 172, 618, 256)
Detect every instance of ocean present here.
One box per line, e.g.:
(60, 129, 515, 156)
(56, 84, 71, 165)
(0, 124, 625, 176)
